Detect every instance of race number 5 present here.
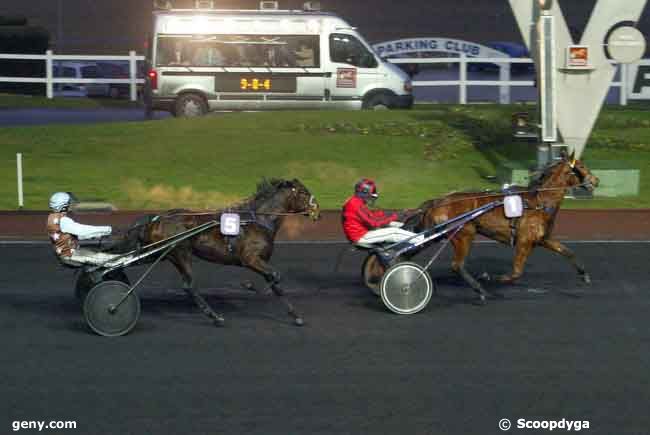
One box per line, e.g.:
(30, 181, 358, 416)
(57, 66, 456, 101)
(220, 213, 240, 236)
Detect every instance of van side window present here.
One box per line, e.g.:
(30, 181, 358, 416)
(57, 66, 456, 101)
(329, 34, 377, 68)
(156, 35, 320, 68)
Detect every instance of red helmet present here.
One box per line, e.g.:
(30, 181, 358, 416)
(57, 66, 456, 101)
(354, 178, 378, 200)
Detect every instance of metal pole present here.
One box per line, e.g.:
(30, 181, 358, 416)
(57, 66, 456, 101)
(16, 153, 24, 209)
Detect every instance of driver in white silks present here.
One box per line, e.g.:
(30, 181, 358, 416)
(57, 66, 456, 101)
(46, 192, 124, 267)
(341, 178, 417, 247)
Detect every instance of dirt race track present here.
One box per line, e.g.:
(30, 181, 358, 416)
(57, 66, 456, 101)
(1, 209, 649, 435)
(1, 209, 650, 241)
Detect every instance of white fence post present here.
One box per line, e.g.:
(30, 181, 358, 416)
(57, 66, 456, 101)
(499, 61, 511, 104)
(129, 50, 137, 102)
(46, 50, 53, 99)
(459, 54, 467, 104)
(16, 153, 24, 209)
(620, 63, 628, 107)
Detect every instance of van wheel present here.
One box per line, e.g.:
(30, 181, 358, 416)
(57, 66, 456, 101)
(175, 93, 207, 118)
(363, 94, 390, 110)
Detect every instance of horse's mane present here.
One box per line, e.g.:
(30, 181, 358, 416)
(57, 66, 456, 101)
(528, 160, 564, 189)
(228, 178, 296, 210)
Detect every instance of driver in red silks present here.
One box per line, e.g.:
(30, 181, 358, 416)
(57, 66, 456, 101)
(341, 178, 416, 247)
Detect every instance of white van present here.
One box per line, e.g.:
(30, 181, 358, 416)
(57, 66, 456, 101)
(148, 5, 413, 116)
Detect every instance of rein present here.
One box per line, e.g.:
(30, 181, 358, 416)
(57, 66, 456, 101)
(162, 210, 312, 218)
(405, 181, 592, 215)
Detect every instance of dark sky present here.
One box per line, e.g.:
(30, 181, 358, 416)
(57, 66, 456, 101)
(1, 1, 649, 53)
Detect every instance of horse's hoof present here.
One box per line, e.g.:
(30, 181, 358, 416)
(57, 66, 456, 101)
(241, 280, 255, 291)
(582, 274, 591, 285)
(294, 317, 305, 327)
(213, 316, 225, 327)
(472, 295, 487, 306)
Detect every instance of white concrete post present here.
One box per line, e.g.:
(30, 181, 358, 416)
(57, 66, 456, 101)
(129, 50, 137, 102)
(620, 63, 628, 106)
(46, 50, 53, 99)
(499, 61, 511, 104)
(16, 153, 24, 209)
(459, 54, 467, 104)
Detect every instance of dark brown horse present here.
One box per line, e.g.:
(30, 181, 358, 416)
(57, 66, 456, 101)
(123, 178, 320, 326)
(409, 152, 599, 303)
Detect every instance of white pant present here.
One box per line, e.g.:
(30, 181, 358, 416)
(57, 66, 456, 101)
(62, 248, 125, 268)
(356, 227, 417, 248)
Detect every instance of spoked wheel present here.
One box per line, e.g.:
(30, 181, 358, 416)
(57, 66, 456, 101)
(75, 270, 129, 303)
(380, 262, 433, 315)
(83, 281, 140, 337)
(361, 253, 386, 296)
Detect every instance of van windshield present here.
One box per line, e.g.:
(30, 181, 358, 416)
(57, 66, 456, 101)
(155, 34, 320, 68)
(330, 34, 377, 68)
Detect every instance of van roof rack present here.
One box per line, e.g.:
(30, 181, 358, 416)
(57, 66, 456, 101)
(154, 9, 330, 15)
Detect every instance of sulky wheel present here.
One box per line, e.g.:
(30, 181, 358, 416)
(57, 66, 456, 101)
(361, 253, 385, 296)
(83, 280, 140, 337)
(380, 262, 433, 315)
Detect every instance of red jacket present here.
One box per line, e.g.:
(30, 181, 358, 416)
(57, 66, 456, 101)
(341, 196, 398, 243)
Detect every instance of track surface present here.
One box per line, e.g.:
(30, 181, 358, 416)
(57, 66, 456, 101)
(1, 243, 649, 435)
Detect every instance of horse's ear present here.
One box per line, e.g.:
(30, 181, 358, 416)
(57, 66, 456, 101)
(569, 150, 576, 167)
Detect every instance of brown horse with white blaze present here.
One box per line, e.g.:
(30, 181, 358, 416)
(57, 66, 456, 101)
(409, 152, 599, 303)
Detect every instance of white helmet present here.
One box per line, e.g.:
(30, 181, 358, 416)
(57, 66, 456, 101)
(49, 192, 73, 212)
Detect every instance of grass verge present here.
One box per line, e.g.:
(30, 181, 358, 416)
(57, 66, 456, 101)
(1, 104, 648, 210)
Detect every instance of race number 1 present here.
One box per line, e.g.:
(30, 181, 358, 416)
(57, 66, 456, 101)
(220, 213, 240, 236)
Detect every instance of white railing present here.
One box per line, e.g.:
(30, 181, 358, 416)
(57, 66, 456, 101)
(0, 50, 145, 101)
(388, 56, 633, 106)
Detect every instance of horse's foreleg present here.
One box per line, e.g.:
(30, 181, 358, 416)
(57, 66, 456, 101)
(244, 257, 304, 326)
(450, 230, 490, 304)
(169, 249, 225, 326)
(540, 239, 590, 284)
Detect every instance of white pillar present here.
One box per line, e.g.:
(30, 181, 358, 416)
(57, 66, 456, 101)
(620, 63, 628, 106)
(129, 50, 137, 102)
(499, 61, 511, 104)
(17, 153, 24, 209)
(46, 50, 53, 99)
(459, 54, 467, 104)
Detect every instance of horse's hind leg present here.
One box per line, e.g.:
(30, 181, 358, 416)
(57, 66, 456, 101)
(244, 257, 304, 326)
(168, 249, 225, 326)
(540, 239, 590, 284)
(450, 229, 491, 304)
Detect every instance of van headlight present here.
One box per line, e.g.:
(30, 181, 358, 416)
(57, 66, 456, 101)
(404, 81, 413, 93)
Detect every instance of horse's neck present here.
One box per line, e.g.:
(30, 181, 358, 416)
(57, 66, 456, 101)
(251, 197, 287, 233)
(537, 166, 570, 207)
